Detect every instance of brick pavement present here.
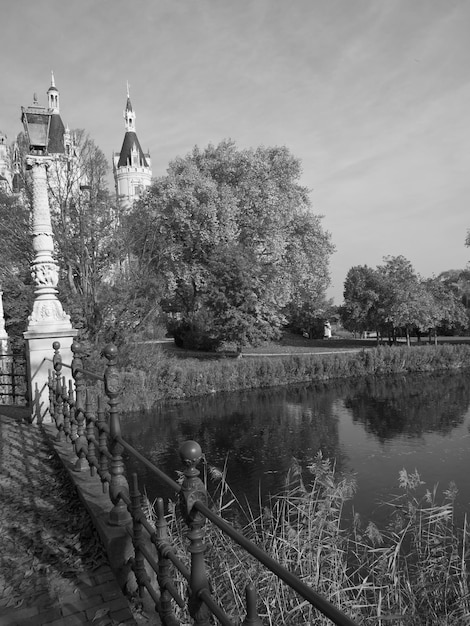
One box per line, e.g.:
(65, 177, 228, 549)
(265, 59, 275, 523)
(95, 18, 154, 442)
(0, 408, 144, 626)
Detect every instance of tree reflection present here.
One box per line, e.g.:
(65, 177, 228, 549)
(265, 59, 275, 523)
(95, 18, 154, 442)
(343, 372, 470, 442)
(120, 371, 470, 510)
(121, 384, 346, 507)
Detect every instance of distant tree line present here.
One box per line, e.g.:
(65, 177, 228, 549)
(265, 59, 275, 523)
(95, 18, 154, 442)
(340, 256, 469, 345)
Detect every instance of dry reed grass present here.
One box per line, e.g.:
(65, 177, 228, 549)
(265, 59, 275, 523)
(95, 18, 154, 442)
(145, 458, 470, 625)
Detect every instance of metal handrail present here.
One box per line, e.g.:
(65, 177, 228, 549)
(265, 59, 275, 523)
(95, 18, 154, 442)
(47, 340, 359, 626)
(117, 435, 356, 625)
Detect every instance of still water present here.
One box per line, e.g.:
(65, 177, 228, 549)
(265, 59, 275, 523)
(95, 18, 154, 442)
(121, 370, 470, 526)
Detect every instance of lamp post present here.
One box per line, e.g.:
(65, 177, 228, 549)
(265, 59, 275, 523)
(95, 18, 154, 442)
(21, 97, 77, 422)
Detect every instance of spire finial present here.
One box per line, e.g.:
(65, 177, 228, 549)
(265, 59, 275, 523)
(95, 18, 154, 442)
(127, 80, 130, 98)
(51, 71, 55, 88)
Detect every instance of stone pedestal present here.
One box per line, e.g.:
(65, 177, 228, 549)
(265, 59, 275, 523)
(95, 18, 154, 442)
(24, 329, 78, 423)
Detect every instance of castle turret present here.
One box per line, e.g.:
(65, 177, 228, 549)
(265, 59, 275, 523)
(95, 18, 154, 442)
(113, 84, 152, 207)
(0, 131, 11, 192)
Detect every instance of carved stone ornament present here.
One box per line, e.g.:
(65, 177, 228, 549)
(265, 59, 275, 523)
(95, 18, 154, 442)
(28, 300, 71, 326)
(31, 262, 59, 288)
(25, 155, 52, 171)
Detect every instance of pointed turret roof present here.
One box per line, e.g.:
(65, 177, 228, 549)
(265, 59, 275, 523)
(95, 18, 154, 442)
(116, 85, 149, 167)
(117, 132, 149, 168)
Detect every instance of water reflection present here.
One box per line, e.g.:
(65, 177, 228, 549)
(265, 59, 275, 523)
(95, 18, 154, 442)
(121, 371, 470, 523)
(343, 373, 470, 440)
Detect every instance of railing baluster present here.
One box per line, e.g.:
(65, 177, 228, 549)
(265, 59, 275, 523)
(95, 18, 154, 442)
(104, 344, 131, 526)
(68, 379, 78, 443)
(155, 497, 180, 625)
(179, 440, 212, 626)
(97, 395, 110, 493)
(48, 369, 55, 418)
(72, 341, 88, 471)
(85, 389, 98, 476)
(62, 376, 71, 441)
(130, 473, 149, 600)
(242, 585, 262, 626)
(52, 342, 65, 442)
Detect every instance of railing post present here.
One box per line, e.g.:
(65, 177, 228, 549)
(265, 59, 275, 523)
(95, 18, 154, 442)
(85, 389, 98, 476)
(179, 440, 211, 626)
(61, 377, 71, 441)
(48, 369, 55, 420)
(103, 344, 131, 526)
(96, 395, 110, 493)
(52, 341, 65, 442)
(68, 379, 78, 443)
(242, 585, 262, 626)
(71, 340, 88, 471)
(130, 474, 149, 597)
(155, 497, 179, 625)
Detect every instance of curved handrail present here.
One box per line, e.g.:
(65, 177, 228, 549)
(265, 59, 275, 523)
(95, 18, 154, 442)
(47, 339, 359, 626)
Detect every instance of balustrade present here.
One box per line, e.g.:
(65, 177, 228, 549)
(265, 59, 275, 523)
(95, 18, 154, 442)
(47, 340, 358, 626)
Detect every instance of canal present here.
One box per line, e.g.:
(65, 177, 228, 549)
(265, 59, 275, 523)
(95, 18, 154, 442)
(121, 369, 470, 527)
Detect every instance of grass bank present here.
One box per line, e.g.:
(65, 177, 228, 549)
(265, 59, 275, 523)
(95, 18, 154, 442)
(118, 339, 470, 411)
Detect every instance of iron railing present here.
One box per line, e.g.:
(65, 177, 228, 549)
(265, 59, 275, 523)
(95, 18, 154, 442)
(47, 340, 359, 626)
(0, 349, 28, 405)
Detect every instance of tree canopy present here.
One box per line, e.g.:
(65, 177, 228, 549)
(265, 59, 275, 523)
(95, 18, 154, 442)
(126, 140, 334, 349)
(0, 189, 33, 343)
(341, 256, 467, 344)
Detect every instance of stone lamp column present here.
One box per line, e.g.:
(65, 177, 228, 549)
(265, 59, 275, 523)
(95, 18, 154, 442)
(23, 155, 77, 422)
(0, 291, 9, 354)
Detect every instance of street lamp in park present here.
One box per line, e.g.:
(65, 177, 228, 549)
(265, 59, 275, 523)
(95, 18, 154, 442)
(21, 96, 77, 422)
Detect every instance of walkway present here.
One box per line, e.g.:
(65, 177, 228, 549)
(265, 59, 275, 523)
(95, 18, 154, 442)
(0, 407, 145, 626)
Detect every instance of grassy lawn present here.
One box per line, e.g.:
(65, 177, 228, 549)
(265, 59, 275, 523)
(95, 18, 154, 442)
(144, 331, 470, 360)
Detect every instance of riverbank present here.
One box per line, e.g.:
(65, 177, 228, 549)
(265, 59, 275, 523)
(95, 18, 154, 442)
(118, 336, 470, 410)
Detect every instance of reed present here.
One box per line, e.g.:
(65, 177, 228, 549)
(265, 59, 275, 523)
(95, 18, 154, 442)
(148, 459, 470, 625)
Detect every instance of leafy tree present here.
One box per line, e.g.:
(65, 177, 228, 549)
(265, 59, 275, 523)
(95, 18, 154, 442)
(423, 277, 468, 341)
(342, 256, 468, 346)
(340, 265, 388, 340)
(127, 140, 334, 349)
(0, 189, 34, 344)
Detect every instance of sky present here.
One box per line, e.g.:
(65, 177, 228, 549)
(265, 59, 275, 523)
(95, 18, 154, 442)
(1, 0, 469, 303)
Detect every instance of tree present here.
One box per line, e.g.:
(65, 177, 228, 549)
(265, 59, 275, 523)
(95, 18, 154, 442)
(423, 277, 468, 341)
(341, 265, 387, 340)
(0, 190, 34, 343)
(342, 256, 468, 346)
(45, 131, 123, 339)
(126, 140, 334, 349)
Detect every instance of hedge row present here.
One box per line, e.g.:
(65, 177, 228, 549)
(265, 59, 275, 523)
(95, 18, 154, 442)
(118, 343, 470, 411)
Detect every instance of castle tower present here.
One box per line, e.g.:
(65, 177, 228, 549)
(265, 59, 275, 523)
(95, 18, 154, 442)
(113, 84, 152, 207)
(0, 131, 12, 192)
(47, 72, 60, 112)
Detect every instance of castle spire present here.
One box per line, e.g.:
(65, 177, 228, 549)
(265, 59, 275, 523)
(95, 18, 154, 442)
(124, 83, 135, 132)
(47, 71, 59, 112)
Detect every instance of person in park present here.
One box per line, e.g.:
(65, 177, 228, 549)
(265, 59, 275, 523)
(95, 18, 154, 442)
(323, 320, 332, 339)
